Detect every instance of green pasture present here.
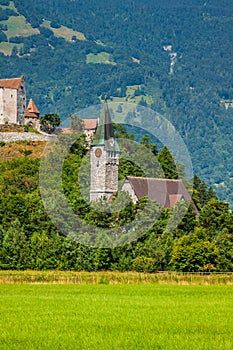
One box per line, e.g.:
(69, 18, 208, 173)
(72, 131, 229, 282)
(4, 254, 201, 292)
(1, 16, 39, 40)
(0, 1, 18, 12)
(86, 51, 116, 65)
(41, 20, 86, 41)
(0, 284, 232, 349)
(0, 42, 23, 56)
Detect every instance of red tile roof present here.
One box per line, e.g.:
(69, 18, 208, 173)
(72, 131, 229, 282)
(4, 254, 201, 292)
(0, 77, 24, 90)
(83, 119, 98, 130)
(25, 98, 40, 118)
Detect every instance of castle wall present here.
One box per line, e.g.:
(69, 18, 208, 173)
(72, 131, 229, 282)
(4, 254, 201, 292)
(0, 79, 26, 125)
(17, 80, 26, 124)
(0, 132, 56, 142)
(24, 117, 40, 131)
(0, 89, 3, 124)
(0, 88, 18, 124)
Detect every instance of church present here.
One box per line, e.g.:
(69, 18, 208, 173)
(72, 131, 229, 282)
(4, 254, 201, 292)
(89, 100, 194, 211)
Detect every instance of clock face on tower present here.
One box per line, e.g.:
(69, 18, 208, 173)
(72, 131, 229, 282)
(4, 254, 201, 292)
(95, 148, 102, 158)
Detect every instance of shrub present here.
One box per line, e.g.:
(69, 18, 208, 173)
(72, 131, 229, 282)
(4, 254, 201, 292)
(132, 256, 156, 273)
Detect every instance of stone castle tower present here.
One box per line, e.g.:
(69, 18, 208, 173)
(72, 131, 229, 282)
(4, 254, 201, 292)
(90, 100, 120, 201)
(0, 77, 26, 125)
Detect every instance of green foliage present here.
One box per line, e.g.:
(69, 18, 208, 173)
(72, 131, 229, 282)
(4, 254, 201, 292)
(140, 134, 158, 156)
(40, 113, 61, 133)
(170, 227, 219, 272)
(192, 175, 217, 209)
(132, 256, 155, 272)
(158, 146, 178, 179)
(70, 114, 84, 132)
(113, 123, 134, 140)
(0, 132, 232, 271)
(198, 199, 230, 232)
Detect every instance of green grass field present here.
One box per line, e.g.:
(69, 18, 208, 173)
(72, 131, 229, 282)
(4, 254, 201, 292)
(0, 284, 232, 349)
(41, 20, 86, 41)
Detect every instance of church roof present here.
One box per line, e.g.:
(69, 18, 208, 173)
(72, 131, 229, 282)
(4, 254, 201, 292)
(92, 100, 119, 152)
(25, 98, 40, 118)
(0, 77, 24, 90)
(124, 176, 197, 212)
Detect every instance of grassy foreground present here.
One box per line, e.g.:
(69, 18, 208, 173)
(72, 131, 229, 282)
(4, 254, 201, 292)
(0, 284, 232, 350)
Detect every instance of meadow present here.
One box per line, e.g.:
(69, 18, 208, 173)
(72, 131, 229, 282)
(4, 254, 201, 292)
(0, 282, 232, 349)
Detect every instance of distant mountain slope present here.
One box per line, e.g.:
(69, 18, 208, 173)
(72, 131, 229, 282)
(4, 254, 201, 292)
(0, 0, 233, 203)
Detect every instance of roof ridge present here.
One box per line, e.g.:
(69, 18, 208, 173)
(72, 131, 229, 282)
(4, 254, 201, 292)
(127, 176, 182, 182)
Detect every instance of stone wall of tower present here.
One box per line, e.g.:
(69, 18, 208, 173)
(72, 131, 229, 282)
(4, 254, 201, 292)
(17, 80, 26, 124)
(0, 80, 26, 125)
(90, 145, 107, 201)
(0, 88, 17, 124)
(90, 146, 119, 201)
(105, 151, 119, 193)
(0, 88, 4, 124)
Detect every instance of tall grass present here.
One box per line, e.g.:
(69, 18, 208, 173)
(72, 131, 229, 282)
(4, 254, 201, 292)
(0, 270, 233, 285)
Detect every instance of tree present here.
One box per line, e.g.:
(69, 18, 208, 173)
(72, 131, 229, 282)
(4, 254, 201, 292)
(158, 146, 178, 179)
(198, 199, 229, 233)
(40, 114, 60, 133)
(140, 134, 158, 155)
(170, 227, 219, 272)
(192, 175, 217, 209)
(70, 114, 84, 132)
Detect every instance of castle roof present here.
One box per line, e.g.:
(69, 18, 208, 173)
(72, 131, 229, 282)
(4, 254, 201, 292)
(92, 100, 119, 152)
(124, 176, 198, 212)
(25, 98, 40, 118)
(0, 77, 24, 90)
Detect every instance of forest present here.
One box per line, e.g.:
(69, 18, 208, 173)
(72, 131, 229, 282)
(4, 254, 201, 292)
(0, 124, 232, 272)
(0, 1, 233, 200)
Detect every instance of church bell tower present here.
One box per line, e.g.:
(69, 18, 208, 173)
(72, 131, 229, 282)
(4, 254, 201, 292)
(90, 100, 120, 201)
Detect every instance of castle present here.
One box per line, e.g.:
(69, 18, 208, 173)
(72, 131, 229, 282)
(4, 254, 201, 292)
(0, 76, 40, 130)
(0, 76, 97, 136)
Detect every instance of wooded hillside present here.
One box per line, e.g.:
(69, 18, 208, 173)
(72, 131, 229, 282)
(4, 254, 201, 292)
(0, 0, 233, 202)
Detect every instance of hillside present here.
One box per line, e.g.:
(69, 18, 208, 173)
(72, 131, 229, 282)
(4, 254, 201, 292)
(0, 0, 233, 202)
(0, 134, 232, 272)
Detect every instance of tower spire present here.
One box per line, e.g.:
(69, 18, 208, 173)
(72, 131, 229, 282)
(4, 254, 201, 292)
(92, 98, 119, 152)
